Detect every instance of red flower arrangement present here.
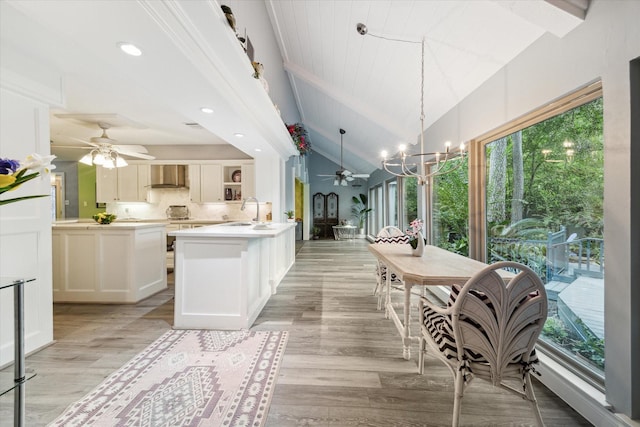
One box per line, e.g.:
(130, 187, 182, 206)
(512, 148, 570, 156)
(287, 123, 310, 156)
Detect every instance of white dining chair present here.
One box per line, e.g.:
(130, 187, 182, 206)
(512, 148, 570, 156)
(373, 226, 408, 310)
(418, 261, 548, 426)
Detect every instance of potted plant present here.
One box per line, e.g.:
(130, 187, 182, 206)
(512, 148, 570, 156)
(312, 226, 321, 240)
(284, 210, 295, 222)
(351, 193, 372, 236)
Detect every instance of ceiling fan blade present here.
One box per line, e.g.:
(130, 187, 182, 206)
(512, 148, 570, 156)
(68, 136, 100, 147)
(352, 174, 370, 178)
(51, 145, 92, 150)
(112, 144, 149, 154)
(346, 175, 354, 181)
(115, 150, 155, 160)
(317, 174, 335, 177)
(341, 170, 352, 176)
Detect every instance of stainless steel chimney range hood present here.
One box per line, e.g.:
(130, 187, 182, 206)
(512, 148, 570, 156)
(150, 165, 188, 188)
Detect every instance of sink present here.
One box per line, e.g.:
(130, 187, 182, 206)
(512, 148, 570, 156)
(226, 222, 253, 226)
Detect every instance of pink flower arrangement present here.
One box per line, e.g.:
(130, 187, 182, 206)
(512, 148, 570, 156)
(287, 123, 310, 156)
(406, 218, 424, 249)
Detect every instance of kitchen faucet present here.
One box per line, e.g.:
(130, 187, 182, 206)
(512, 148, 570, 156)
(241, 197, 260, 222)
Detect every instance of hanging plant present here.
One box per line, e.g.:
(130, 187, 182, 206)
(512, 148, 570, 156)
(286, 123, 311, 156)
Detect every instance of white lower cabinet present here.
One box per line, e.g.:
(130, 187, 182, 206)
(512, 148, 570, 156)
(52, 223, 167, 303)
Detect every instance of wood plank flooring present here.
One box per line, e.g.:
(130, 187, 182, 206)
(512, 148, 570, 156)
(0, 239, 591, 426)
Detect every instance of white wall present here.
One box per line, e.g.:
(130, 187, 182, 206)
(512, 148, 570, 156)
(0, 88, 55, 366)
(421, 0, 639, 421)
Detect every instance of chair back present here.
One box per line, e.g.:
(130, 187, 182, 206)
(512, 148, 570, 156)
(450, 261, 547, 385)
(375, 226, 408, 243)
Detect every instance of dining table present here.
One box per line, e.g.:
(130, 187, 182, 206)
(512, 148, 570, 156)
(368, 243, 513, 361)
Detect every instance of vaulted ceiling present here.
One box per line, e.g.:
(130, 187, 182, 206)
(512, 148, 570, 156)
(1, 0, 588, 175)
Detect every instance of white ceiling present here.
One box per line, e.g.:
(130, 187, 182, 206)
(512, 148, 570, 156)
(1, 0, 587, 173)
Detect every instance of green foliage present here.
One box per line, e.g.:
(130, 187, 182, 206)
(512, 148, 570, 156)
(351, 193, 372, 228)
(433, 157, 469, 256)
(542, 317, 605, 370)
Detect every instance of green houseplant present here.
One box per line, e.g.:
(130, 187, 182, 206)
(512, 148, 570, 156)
(351, 193, 372, 234)
(284, 210, 295, 222)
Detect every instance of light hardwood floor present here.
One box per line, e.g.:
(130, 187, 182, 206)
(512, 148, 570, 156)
(0, 239, 591, 426)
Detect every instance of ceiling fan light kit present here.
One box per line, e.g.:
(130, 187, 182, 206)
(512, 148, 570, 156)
(60, 122, 155, 168)
(356, 24, 466, 185)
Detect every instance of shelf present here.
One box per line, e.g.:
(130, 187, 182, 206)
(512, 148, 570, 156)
(0, 369, 36, 397)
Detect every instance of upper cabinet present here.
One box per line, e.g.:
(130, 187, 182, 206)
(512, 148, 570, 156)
(96, 165, 150, 203)
(189, 161, 254, 204)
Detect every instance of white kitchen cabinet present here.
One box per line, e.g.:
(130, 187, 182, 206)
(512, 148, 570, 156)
(96, 164, 150, 202)
(189, 164, 223, 203)
(52, 222, 167, 303)
(241, 163, 255, 199)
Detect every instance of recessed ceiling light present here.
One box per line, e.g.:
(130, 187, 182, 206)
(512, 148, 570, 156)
(234, 133, 244, 138)
(200, 107, 214, 114)
(117, 42, 142, 56)
(254, 148, 262, 152)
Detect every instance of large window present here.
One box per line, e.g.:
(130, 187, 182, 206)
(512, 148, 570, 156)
(482, 92, 604, 384)
(432, 158, 469, 255)
(402, 177, 418, 229)
(386, 180, 398, 227)
(368, 185, 383, 235)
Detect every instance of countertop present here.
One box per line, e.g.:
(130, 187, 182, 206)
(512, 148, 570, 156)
(168, 222, 296, 238)
(52, 222, 167, 230)
(53, 218, 233, 225)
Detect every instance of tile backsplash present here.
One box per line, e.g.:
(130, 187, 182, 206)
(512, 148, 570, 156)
(106, 188, 272, 222)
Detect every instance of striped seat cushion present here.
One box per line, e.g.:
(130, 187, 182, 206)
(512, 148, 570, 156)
(422, 285, 539, 364)
(376, 265, 400, 283)
(374, 235, 410, 244)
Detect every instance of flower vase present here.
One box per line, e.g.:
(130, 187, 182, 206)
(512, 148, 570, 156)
(411, 232, 425, 257)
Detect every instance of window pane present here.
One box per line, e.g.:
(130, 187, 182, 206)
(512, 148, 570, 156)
(402, 177, 418, 228)
(432, 158, 469, 256)
(387, 180, 398, 227)
(485, 98, 604, 376)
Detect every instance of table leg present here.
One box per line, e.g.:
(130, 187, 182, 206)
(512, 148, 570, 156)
(402, 283, 411, 360)
(384, 268, 391, 319)
(14, 280, 25, 427)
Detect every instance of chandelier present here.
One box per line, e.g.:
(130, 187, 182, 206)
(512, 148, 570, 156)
(357, 24, 466, 185)
(79, 147, 128, 169)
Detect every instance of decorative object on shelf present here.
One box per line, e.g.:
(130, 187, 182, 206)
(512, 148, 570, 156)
(406, 218, 425, 256)
(252, 61, 263, 79)
(357, 24, 466, 185)
(252, 62, 269, 93)
(221, 5, 236, 32)
(93, 212, 117, 224)
(0, 153, 56, 206)
(225, 188, 233, 201)
(287, 123, 310, 156)
(312, 226, 321, 240)
(232, 169, 241, 182)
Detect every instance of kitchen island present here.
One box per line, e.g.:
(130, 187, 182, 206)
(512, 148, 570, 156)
(52, 222, 167, 303)
(169, 222, 296, 330)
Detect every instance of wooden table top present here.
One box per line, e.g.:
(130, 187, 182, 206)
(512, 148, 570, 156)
(368, 243, 512, 286)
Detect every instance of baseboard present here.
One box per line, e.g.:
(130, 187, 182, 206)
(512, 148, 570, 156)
(537, 351, 635, 426)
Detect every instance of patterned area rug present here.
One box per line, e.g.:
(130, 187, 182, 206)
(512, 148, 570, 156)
(49, 329, 288, 427)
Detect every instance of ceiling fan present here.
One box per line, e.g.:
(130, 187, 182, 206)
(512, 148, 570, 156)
(318, 128, 370, 186)
(54, 122, 155, 168)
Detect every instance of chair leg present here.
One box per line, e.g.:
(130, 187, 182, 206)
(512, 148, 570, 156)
(452, 369, 465, 427)
(524, 375, 545, 427)
(418, 337, 425, 375)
